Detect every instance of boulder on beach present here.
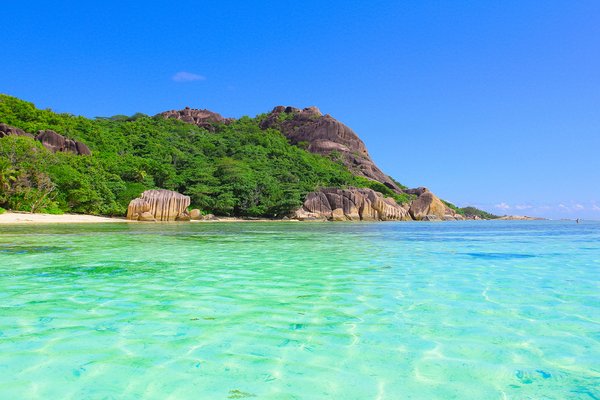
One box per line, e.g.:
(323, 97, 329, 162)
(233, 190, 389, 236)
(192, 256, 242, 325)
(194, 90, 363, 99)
(294, 187, 411, 221)
(406, 187, 461, 221)
(127, 189, 191, 221)
(189, 209, 202, 220)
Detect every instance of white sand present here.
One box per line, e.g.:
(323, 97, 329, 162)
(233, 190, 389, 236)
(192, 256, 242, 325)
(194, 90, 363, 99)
(0, 212, 127, 224)
(0, 212, 295, 224)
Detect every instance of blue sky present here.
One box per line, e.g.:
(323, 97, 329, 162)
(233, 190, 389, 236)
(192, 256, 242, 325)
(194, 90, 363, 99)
(2, 1, 599, 219)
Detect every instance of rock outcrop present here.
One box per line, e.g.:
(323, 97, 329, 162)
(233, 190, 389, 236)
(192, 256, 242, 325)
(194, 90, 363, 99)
(127, 189, 191, 222)
(158, 107, 233, 130)
(189, 209, 202, 220)
(405, 187, 464, 221)
(36, 130, 91, 155)
(0, 123, 34, 138)
(294, 188, 411, 221)
(154, 105, 481, 222)
(0, 123, 91, 155)
(260, 106, 403, 192)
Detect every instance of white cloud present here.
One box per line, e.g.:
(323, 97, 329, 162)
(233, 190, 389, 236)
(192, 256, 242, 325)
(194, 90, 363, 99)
(574, 204, 585, 210)
(592, 204, 600, 212)
(172, 71, 206, 82)
(495, 202, 511, 210)
(515, 204, 533, 210)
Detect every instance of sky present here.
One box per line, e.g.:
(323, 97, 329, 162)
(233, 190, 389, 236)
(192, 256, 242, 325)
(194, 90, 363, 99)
(1, 1, 599, 219)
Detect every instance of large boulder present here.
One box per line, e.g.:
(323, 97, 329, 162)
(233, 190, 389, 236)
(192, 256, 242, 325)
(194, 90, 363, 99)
(189, 209, 202, 220)
(408, 188, 450, 221)
(138, 211, 157, 222)
(158, 107, 233, 131)
(294, 187, 411, 221)
(0, 123, 34, 139)
(0, 124, 91, 155)
(35, 129, 91, 155)
(259, 106, 403, 193)
(176, 212, 191, 221)
(127, 190, 191, 221)
(36, 130, 66, 153)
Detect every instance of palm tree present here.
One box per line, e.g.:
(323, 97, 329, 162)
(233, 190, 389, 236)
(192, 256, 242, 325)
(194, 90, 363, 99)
(0, 158, 17, 194)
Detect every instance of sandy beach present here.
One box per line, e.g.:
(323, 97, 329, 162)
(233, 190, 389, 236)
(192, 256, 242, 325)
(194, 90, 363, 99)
(0, 212, 127, 224)
(0, 212, 297, 224)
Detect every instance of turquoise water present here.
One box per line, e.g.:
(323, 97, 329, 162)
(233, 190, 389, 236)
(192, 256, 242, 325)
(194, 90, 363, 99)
(0, 221, 598, 399)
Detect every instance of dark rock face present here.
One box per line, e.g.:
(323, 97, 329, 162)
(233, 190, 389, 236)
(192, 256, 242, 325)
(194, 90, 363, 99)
(0, 123, 90, 155)
(158, 107, 233, 130)
(0, 123, 34, 139)
(294, 187, 411, 221)
(260, 106, 403, 192)
(35, 130, 91, 155)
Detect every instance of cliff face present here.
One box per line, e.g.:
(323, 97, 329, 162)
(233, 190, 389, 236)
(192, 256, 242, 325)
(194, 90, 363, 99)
(259, 106, 403, 193)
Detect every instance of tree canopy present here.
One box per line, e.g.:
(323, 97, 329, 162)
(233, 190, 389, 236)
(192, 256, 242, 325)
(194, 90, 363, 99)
(1, 94, 405, 217)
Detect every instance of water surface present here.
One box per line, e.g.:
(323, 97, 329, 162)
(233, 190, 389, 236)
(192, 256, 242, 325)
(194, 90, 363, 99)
(0, 221, 599, 399)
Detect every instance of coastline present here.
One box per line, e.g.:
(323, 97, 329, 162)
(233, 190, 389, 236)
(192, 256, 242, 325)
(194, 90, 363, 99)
(0, 212, 294, 225)
(0, 211, 556, 225)
(0, 212, 128, 224)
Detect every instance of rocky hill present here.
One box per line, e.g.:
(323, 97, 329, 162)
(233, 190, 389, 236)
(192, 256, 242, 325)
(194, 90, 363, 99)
(0, 94, 488, 220)
(159, 107, 233, 130)
(258, 106, 403, 193)
(159, 105, 466, 221)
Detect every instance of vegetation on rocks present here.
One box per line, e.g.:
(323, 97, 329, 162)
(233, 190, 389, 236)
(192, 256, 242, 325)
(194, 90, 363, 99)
(459, 206, 499, 220)
(443, 200, 500, 219)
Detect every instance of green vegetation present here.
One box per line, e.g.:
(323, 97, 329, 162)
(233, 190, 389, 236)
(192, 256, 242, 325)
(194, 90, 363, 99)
(442, 200, 465, 216)
(0, 207, 5, 214)
(0, 95, 399, 217)
(277, 111, 296, 122)
(389, 176, 408, 190)
(459, 206, 499, 220)
(442, 200, 498, 219)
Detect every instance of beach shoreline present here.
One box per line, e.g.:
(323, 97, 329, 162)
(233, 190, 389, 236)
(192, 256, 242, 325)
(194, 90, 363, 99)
(0, 211, 555, 225)
(0, 212, 128, 224)
(0, 212, 296, 224)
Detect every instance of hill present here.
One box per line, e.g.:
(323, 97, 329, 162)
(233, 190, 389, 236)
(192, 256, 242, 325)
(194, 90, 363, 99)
(0, 94, 493, 220)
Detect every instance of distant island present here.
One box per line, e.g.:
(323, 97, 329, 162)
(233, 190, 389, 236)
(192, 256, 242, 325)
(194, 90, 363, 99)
(0, 94, 498, 221)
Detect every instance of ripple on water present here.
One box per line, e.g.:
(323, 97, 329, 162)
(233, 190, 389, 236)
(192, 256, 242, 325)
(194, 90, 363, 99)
(0, 221, 598, 399)
(461, 252, 536, 260)
(0, 245, 71, 255)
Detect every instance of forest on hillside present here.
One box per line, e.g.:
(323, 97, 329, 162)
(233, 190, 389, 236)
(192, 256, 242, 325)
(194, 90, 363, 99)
(0, 95, 411, 217)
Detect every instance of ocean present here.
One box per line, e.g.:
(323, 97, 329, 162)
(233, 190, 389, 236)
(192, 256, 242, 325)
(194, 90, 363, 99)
(0, 221, 598, 399)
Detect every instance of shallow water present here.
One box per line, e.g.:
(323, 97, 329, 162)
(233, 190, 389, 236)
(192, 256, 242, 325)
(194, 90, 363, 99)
(0, 221, 598, 399)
